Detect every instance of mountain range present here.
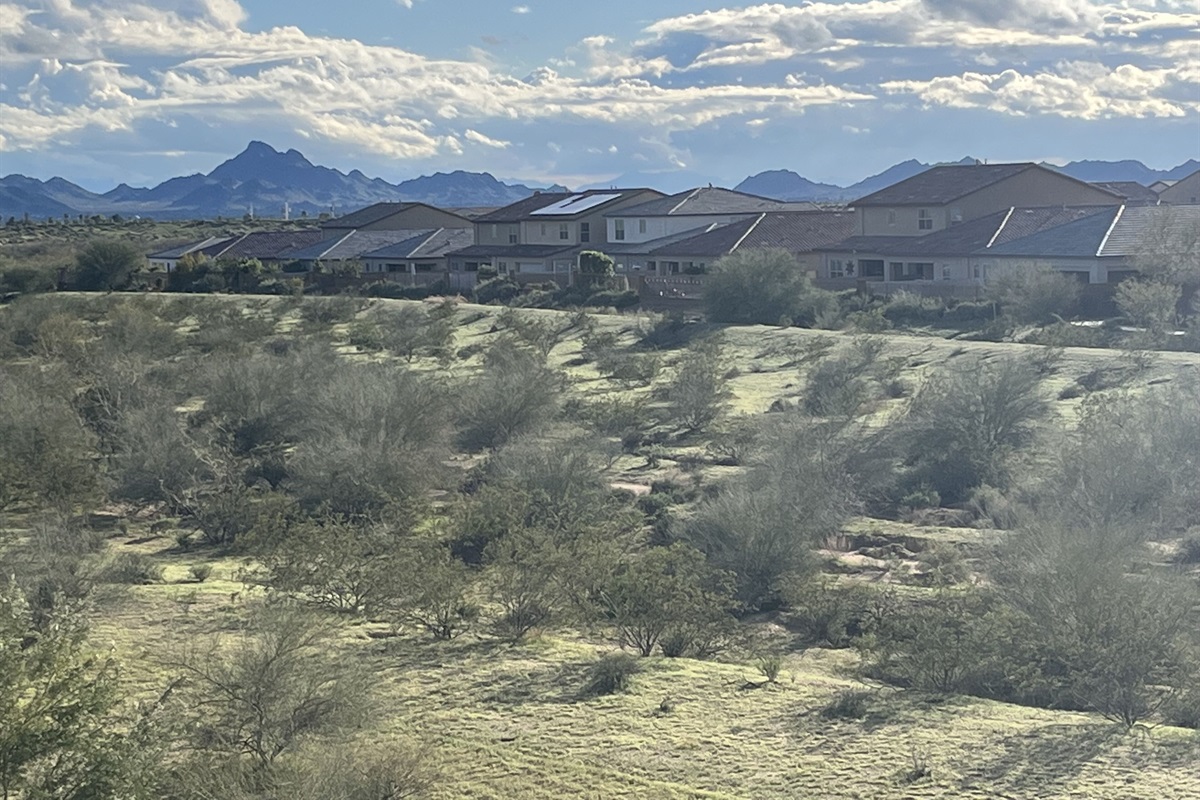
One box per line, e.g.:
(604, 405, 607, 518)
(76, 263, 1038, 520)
(2, 142, 1196, 220)
(735, 158, 1200, 202)
(0, 142, 568, 221)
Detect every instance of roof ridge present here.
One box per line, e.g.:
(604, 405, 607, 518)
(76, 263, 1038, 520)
(986, 207, 1016, 249)
(669, 188, 703, 215)
(1096, 205, 1126, 257)
(729, 213, 766, 254)
(410, 228, 443, 258)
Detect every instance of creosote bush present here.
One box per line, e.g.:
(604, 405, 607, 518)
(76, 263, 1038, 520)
(582, 652, 641, 696)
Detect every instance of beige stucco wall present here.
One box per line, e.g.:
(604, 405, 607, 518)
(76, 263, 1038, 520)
(607, 213, 753, 243)
(476, 222, 520, 246)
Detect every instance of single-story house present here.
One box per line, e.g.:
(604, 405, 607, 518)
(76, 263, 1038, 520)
(359, 228, 475, 275)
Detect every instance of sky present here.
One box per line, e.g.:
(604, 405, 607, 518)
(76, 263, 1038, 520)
(0, 0, 1197, 191)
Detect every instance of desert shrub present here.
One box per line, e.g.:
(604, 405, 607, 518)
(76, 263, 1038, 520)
(582, 652, 641, 696)
(188, 564, 213, 583)
(370, 304, 454, 362)
(456, 340, 564, 451)
(881, 292, 945, 327)
(0, 265, 57, 295)
(0, 365, 99, 511)
(299, 295, 367, 327)
(383, 541, 478, 640)
(821, 689, 872, 720)
(785, 579, 886, 648)
(637, 313, 706, 349)
(802, 337, 895, 418)
(1116, 278, 1181, 341)
(685, 419, 857, 611)
(484, 530, 563, 641)
(757, 654, 783, 683)
(75, 240, 142, 291)
(666, 338, 730, 433)
(287, 363, 448, 516)
(897, 354, 1049, 504)
(600, 544, 737, 656)
(579, 395, 651, 439)
(257, 517, 409, 614)
(109, 402, 207, 503)
(474, 276, 521, 305)
(101, 300, 182, 359)
(703, 248, 837, 326)
(941, 301, 993, 326)
(597, 350, 661, 387)
(95, 552, 164, 585)
(986, 264, 1081, 325)
(169, 602, 369, 770)
(587, 289, 639, 310)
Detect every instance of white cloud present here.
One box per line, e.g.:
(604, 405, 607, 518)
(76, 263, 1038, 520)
(883, 61, 1197, 119)
(464, 128, 511, 148)
(511, 5, 530, 13)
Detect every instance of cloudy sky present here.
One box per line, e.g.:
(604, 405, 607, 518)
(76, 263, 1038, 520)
(1, 0, 1197, 191)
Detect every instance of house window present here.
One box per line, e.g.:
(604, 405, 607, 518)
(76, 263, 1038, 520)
(415, 262, 436, 272)
(490, 224, 498, 237)
(942, 265, 952, 280)
(580, 222, 590, 243)
(972, 264, 981, 280)
(918, 209, 933, 230)
(639, 219, 647, 234)
(509, 231, 518, 244)
(540, 223, 547, 236)
(887, 210, 897, 226)
(559, 223, 570, 240)
(498, 261, 508, 272)
(614, 219, 625, 241)
(829, 259, 845, 278)
(949, 209, 963, 224)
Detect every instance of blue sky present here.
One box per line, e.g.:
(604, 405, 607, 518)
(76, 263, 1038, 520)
(1, 1, 1197, 191)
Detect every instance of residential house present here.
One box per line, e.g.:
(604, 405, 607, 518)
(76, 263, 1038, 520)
(1149, 180, 1176, 194)
(196, 229, 326, 268)
(819, 206, 1104, 283)
(601, 187, 819, 270)
(286, 229, 451, 270)
(1158, 170, 1200, 205)
(981, 205, 1200, 284)
(447, 189, 665, 277)
(1090, 182, 1161, 206)
(359, 229, 475, 275)
(642, 210, 856, 276)
(850, 163, 1123, 237)
(146, 236, 232, 272)
(319, 202, 472, 240)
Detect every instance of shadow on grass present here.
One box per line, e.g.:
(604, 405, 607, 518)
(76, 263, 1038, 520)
(953, 722, 1122, 795)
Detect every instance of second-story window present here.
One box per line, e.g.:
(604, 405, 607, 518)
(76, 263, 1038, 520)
(540, 223, 547, 236)
(639, 219, 647, 234)
(509, 230, 518, 243)
(614, 219, 625, 241)
(918, 209, 933, 230)
(490, 224, 498, 237)
(887, 210, 897, 226)
(559, 222, 570, 240)
(580, 222, 590, 242)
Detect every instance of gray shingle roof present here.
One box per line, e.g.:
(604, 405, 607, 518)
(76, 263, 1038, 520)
(1090, 182, 1160, 206)
(608, 187, 818, 218)
(286, 230, 438, 262)
(446, 243, 578, 259)
(649, 211, 855, 257)
(473, 189, 660, 222)
(320, 202, 439, 229)
(202, 230, 325, 260)
(852, 163, 1121, 206)
(361, 228, 475, 260)
(986, 209, 1118, 258)
(148, 236, 231, 259)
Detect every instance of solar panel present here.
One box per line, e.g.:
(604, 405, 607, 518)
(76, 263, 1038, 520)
(529, 193, 622, 216)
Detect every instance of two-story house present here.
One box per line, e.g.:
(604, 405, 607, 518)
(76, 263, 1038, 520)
(599, 187, 819, 270)
(818, 163, 1125, 282)
(1158, 170, 1200, 205)
(320, 202, 473, 240)
(447, 189, 665, 278)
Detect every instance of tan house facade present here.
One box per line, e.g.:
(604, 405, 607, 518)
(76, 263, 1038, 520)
(852, 163, 1124, 237)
